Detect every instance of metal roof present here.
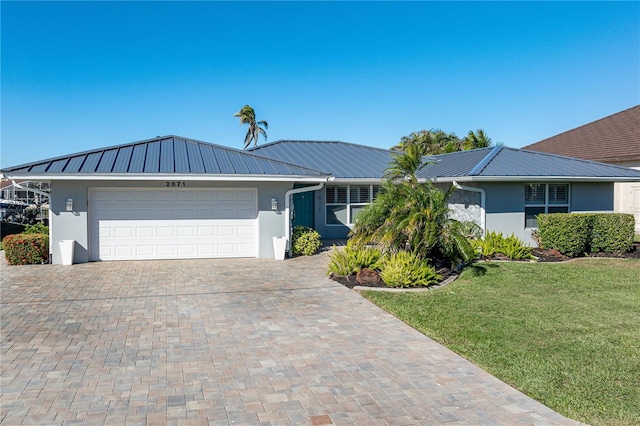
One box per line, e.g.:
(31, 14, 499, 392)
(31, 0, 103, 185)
(4, 137, 639, 183)
(1, 136, 329, 179)
(250, 140, 398, 179)
(417, 146, 640, 181)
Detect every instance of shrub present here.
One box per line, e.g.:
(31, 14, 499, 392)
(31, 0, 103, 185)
(473, 230, 503, 257)
(537, 213, 635, 256)
(327, 242, 383, 276)
(378, 251, 441, 288)
(473, 231, 534, 260)
(536, 213, 591, 257)
(23, 223, 49, 235)
(3, 233, 49, 265)
(500, 234, 535, 260)
(291, 225, 322, 256)
(590, 214, 634, 254)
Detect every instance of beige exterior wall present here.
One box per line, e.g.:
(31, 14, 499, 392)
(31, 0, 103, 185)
(611, 160, 640, 233)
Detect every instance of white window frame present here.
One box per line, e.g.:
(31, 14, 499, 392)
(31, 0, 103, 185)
(326, 184, 380, 226)
(524, 183, 570, 228)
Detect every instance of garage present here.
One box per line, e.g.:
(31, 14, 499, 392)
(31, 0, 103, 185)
(89, 188, 257, 261)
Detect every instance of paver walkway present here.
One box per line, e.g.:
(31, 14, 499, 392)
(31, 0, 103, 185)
(1, 252, 581, 425)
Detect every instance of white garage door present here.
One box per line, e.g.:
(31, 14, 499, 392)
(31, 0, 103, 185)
(89, 188, 257, 261)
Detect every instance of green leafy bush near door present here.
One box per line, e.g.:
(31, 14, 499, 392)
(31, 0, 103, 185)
(291, 225, 322, 256)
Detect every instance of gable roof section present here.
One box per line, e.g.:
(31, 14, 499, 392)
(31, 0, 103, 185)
(1, 136, 329, 181)
(522, 105, 640, 163)
(249, 140, 398, 179)
(418, 146, 640, 182)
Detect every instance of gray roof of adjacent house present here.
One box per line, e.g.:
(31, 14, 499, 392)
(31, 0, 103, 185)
(417, 146, 640, 182)
(249, 140, 398, 179)
(1, 136, 329, 179)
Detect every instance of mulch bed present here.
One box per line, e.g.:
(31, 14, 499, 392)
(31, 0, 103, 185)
(331, 243, 640, 290)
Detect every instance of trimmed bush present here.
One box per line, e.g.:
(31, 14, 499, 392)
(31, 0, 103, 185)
(327, 242, 382, 276)
(590, 214, 635, 254)
(291, 225, 322, 256)
(537, 212, 635, 256)
(3, 233, 49, 265)
(536, 213, 591, 257)
(378, 251, 441, 288)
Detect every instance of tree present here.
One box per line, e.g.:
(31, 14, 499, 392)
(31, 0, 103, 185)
(393, 129, 462, 155)
(351, 147, 476, 268)
(462, 129, 493, 150)
(394, 128, 496, 154)
(383, 141, 431, 186)
(233, 105, 268, 149)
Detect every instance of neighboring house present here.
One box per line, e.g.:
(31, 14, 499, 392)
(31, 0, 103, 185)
(2, 135, 640, 264)
(523, 105, 640, 232)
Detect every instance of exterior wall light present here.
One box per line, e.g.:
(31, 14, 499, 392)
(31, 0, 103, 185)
(271, 197, 278, 211)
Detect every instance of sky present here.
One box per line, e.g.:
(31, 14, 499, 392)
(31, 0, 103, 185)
(1, 1, 639, 168)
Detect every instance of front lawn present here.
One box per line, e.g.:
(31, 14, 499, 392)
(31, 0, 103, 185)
(363, 259, 640, 426)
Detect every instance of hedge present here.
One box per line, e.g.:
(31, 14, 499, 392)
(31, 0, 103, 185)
(590, 214, 635, 254)
(2, 233, 49, 265)
(536, 213, 591, 257)
(537, 213, 634, 256)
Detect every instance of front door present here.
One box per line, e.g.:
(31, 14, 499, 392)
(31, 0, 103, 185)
(292, 192, 314, 228)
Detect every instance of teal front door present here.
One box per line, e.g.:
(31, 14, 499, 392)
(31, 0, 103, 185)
(292, 192, 314, 228)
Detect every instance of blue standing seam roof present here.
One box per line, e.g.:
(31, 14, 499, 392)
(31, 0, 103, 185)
(1, 136, 328, 178)
(4, 136, 640, 180)
(250, 140, 399, 179)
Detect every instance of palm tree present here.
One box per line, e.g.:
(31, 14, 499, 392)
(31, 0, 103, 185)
(350, 180, 475, 268)
(233, 105, 268, 149)
(393, 129, 462, 155)
(462, 129, 493, 150)
(383, 142, 431, 186)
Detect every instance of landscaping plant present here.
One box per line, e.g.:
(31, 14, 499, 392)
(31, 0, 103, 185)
(473, 231, 534, 260)
(327, 241, 382, 276)
(350, 161, 475, 268)
(537, 212, 635, 256)
(2, 232, 49, 265)
(378, 250, 441, 288)
(291, 225, 322, 256)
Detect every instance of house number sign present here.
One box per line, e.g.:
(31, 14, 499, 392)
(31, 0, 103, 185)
(165, 181, 187, 187)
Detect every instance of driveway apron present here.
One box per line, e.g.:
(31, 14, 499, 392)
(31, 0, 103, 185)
(1, 252, 580, 425)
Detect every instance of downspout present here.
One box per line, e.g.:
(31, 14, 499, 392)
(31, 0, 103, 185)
(452, 181, 486, 236)
(284, 182, 326, 256)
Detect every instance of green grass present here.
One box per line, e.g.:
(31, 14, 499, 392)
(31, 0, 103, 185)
(363, 259, 640, 426)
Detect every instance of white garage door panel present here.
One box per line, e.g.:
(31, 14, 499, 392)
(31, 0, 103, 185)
(90, 189, 257, 261)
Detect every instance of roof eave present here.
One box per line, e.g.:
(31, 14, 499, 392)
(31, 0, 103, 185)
(0, 173, 330, 183)
(424, 176, 640, 183)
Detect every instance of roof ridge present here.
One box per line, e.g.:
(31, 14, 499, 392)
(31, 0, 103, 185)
(469, 146, 504, 176)
(251, 139, 401, 154)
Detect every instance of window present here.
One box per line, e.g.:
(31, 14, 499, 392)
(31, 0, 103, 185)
(326, 184, 380, 226)
(524, 183, 569, 228)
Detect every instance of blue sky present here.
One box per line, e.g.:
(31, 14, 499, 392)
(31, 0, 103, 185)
(1, 1, 639, 168)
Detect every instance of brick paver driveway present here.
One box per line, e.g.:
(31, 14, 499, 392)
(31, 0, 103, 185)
(1, 252, 579, 425)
